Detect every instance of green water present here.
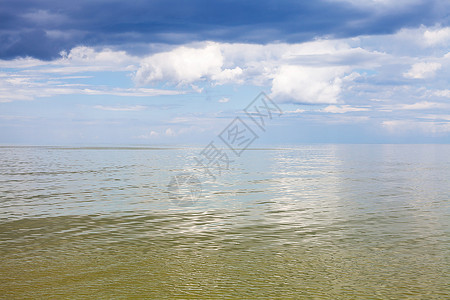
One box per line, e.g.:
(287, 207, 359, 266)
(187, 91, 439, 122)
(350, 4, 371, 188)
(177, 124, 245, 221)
(0, 145, 449, 298)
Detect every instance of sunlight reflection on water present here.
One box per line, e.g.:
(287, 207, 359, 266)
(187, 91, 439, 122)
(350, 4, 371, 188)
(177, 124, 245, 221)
(0, 145, 449, 298)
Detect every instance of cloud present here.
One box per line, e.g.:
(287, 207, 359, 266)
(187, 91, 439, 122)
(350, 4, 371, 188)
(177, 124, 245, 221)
(0, 40, 382, 106)
(62, 47, 133, 65)
(212, 67, 243, 84)
(1, 46, 140, 73)
(361, 26, 450, 59)
(218, 97, 230, 103)
(137, 125, 206, 140)
(2, 24, 450, 147)
(324, 115, 370, 124)
(165, 128, 176, 137)
(322, 105, 370, 113)
(137, 130, 160, 139)
(271, 65, 349, 104)
(420, 114, 450, 121)
(135, 43, 223, 85)
(330, 0, 424, 9)
(423, 27, 450, 46)
(120, 34, 449, 105)
(403, 62, 441, 78)
(433, 89, 450, 98)
(2, 26, 448, 110)
(0, 71, 184, 103)
(382, 120, 450, 134)
(400, 101, 447, 110)
(22, 10, 66, 26)
(1, 0, 449, 59)
(0, 46, 188, 102)
(190, 84, 204, 93)
(284, 109, 306, 114)
(134, 43, 245, 86)
(80, 88, 183, 97)
(94, 105, 147, 111)
(49, 46, 140, 73)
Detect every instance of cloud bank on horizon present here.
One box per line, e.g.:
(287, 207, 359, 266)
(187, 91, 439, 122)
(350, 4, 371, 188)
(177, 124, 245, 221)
(1, 0, 450, 144)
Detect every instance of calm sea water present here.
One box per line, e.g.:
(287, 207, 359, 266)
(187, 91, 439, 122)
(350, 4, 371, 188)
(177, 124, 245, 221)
(0, 145, 449, 298)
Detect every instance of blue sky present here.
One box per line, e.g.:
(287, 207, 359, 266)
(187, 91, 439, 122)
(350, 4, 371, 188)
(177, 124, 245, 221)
(1, 0, 450, 145)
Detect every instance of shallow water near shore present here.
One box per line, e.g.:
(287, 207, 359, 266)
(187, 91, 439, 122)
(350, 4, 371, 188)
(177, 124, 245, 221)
(0, 145, 449, 298)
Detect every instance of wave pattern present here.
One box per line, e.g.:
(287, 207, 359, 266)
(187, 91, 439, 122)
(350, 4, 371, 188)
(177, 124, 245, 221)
(0, 145, 449, 298)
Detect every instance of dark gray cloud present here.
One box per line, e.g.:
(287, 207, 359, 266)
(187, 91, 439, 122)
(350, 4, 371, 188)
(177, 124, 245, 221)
(1, 0, 449, 60)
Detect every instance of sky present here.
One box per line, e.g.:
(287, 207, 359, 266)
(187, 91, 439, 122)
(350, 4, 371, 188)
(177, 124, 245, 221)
(1, 0, 450, 145)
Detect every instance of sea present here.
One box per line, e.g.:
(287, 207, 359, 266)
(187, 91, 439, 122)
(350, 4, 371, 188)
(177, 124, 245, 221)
(0, 144, 449, 298)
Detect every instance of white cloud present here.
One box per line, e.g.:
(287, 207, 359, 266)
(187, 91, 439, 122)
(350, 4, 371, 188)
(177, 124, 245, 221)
(434, 89, 450, 98)
(322, 105, 370, 113)
(94, 105, 147, 111)
(420, 114, 450, 121)
(2, 26, 449, 118)
(150, 130, 159, 137)
(382, 120, 450, 134)
(0, 57, 47, 69)
(61, 46, 136, 66)
(367, 26, 450, 58)
(0, 47, 162, 102)
(403, 62, 441, 79)
(80, 88, 183, 97)
(324, 115, 370, 124)
(218, 97, 230, 103)
(284, 108, 305, 114)
(134, 39, 376, 95)
(400, 101, 447, 110)
(165, 128, 176, 137)
(34, 47, 141, 74)
(0, 72, 184, 103)
(137, 125, 206, 140)
(423, 27, 450, 46)
(135, 43, 224, 85)
(0, 37, 416, 107)
(137, 130, 160, 139)
(271, 65, 349, 104)
(212, 67, 243, 84)
(382, 120, 408, 131)
(190, 84, 204, 93)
